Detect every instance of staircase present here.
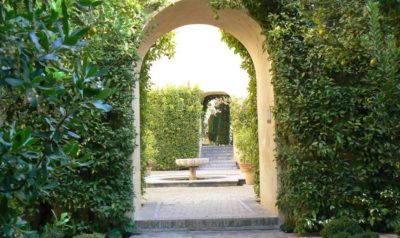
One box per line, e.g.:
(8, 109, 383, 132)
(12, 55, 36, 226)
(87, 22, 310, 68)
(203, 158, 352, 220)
(198, 145, 238, 170)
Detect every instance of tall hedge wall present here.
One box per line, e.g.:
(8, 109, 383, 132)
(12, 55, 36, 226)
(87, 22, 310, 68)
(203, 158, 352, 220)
(144, 86, 202, 170)
(140, 32, 175, 191)
(213, 0, 400, 233)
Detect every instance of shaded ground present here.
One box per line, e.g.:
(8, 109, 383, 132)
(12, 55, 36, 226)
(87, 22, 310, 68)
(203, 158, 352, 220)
(137, 185, 274, 220)
(132, 230, 397, 238)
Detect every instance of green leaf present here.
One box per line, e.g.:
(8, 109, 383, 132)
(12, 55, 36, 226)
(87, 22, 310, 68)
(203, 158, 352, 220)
(76, 0, 103, 7)
(61, 0, 69, 36)
(40, 53, 59, 61)
(30, 31, 42, 50)
(5, 77, 24, 86)
(64, 27, 90, 45)
(96, 88, 113, 100)
(92, 100, 112, 112)
(63, 141, 80, 157)
(67, 131, 80, 139)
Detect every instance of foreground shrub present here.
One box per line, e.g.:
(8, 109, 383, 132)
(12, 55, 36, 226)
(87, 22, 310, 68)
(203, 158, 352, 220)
(321, 218, 363, 238)
(395, 223, 400, 235)
(229, 0, 400, 233)
(351, 232, 379, 238)
(0, 0, 111, 236)
(73, 233, 105, 238)
(332, 232, 351, 238)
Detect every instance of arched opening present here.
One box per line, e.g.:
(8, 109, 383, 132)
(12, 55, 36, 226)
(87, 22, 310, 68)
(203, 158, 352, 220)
(202, 92, 232, 146)
(134, 0, 277, 218)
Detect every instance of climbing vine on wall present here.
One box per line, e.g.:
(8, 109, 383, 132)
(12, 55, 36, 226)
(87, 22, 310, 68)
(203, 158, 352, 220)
(220, 32, 260, 197)
(213, 0, 400, 233)
(140, 32, 175, 191)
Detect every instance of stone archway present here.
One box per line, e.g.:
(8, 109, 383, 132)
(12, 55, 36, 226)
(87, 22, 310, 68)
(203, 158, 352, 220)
(133, 0, 277, 218)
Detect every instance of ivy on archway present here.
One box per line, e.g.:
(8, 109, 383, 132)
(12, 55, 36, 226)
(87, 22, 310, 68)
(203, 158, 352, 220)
(213, 0, 400, 233)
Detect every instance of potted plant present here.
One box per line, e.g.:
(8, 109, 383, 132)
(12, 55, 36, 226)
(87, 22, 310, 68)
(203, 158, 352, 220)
(239, 159, 254, 185)
(235, 146, 254, 185)
(146, 157, 155, 176)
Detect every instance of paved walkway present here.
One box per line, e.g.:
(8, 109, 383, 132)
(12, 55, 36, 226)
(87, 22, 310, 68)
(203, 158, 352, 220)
(137, 170, 397, 237)
(145, 170, 244, 187)
(132, 230, 397, 238)
(138, 185, 273, 220)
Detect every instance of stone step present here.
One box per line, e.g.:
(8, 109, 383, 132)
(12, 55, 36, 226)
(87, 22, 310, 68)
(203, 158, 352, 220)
(199, 164, 236, 168)
(201, 147, 233, 152)
(201, 152, 233, 155)
(203, 157, 234, 160)
(146, 179, 243, 188)
(200, 153, 233, 158)
(201, 161, 235, 165)
(200, 146, 236, 171)
(135, 217, 280, 232)
(199, 166, 237, 170)
(201, 160, 236, 164)
(201, 147, 233, 150)
(201, 153, 233, 156)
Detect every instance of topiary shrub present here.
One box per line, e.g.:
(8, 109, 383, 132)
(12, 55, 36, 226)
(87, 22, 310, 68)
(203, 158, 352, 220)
(332, 232, 351, 238)
(41, 229, 64, 238)
(321, 218, 364, 238)
(351, 232, 379, 238)
(280, 222, 295, 233)
(73, 233, 105, 238)
(394, 224, 400, 236)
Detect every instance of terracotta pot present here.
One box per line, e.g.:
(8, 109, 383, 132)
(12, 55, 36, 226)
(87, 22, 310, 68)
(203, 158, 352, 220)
(239, 163, 254, 185)
(239, 163, 252, 172)
(146, 165, 153, 176)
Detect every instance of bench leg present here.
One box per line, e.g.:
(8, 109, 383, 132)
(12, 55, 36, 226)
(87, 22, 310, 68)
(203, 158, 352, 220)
(189, 167, 197, 180)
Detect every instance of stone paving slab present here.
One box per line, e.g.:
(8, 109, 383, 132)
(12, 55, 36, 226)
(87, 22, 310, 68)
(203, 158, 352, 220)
(145, 170, 245, 187)
(131, 230, 397, 238)
(138, 186, 273, 220)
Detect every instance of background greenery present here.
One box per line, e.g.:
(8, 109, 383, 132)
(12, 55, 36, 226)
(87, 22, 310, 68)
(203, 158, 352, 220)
(204, 96, 231, 145)
(213, 0, 400, 233)
(140, 32, 175, 190)
(143, 86, 202, 170)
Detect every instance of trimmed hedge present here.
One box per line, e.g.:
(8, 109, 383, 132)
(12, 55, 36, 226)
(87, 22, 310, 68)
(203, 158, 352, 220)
(144, 86, 202, 170)
(140, 32, 175, 191)
(73, 234, 105, 238)
(321, 218, 364, 238)
(321, 218, 379, 238)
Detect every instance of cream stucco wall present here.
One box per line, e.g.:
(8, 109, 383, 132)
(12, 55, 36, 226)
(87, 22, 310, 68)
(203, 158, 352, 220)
(134, 0, 278, 217)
